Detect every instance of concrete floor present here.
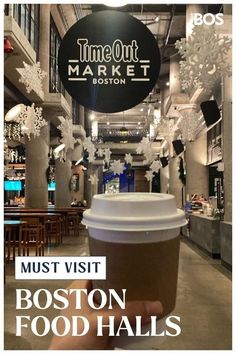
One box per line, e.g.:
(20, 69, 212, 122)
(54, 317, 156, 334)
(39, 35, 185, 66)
(4, 230, 232, 350)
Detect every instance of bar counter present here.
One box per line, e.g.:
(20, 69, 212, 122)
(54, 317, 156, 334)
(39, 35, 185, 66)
(188, 213, 221, 258)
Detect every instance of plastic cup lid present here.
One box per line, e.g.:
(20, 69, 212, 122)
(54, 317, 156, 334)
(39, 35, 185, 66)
(82, 193, 187, 232)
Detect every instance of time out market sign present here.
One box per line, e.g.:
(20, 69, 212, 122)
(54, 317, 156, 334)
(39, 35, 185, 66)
(58, 11, 161, 113)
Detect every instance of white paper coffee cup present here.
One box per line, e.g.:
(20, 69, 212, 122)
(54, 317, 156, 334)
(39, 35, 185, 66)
(82, 193, 186, 349)
(82, 192, 186, 303)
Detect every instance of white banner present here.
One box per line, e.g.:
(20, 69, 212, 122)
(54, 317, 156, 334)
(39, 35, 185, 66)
(15, 256, 106, 280)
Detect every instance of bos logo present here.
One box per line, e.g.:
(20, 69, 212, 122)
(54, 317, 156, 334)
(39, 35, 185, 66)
(192, 13, 224, 26)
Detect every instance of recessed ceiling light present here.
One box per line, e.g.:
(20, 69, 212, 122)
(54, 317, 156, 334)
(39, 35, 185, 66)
(107, 121, 110, 125)
(140, 108, 144, 112)
(138, 122, 141, 125)
(155, 16, 160, 23)
(89, 113, 95, 120)
(166, 82, 170, 87)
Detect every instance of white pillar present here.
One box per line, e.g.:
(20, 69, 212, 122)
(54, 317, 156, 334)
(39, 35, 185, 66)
(25, 125, 49, 208)
(55, 151, 72, 207)
(178, 104, 209, 200)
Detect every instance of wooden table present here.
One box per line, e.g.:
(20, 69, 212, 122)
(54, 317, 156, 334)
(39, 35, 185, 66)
(4, 213, 63, 243)
(5, 207, 86, 213)
(4, 208, 86, 238)
(4, 208, 65, 214)
(4, 212, 61, 220)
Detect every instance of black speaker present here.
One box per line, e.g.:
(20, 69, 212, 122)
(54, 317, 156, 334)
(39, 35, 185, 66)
(172, 140, 184, 156)
(160, 157, 168, 168)
(200, 100, 221, 127)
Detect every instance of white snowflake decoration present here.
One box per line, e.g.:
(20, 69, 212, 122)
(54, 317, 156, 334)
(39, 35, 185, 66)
(97, 148, 104, 158)
(177, 111, 203, 142)
(124, 153, 133, 165)
(136, 137, 155, 164)
(156, 117, 175, 147)
(16, 103, 47, 140)
(110, 160, 125, 175)
(175, 24, 232, 93)
(83, 136, 97, 162)
(17, 61, 47, 96)
(145, 170, 154, 182)
(104, 148, 112, 164)
(58, 117, 76, 153)
(150, 160, 161, 173)
(87, 144, 97, 158)
(83, 136, 93, 150)
(136, 137, 150, 154)
(89, 174, 99, 185)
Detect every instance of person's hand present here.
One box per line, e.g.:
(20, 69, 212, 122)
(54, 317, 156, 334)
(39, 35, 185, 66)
(49, 280, 163, 350)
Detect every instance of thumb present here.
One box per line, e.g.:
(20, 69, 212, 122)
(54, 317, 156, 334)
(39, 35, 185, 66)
(103, 300, 163, 327)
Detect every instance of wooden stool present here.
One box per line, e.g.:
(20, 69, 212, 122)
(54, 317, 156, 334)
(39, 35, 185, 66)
(66, 213, 80, 237)
(45, 216, 62, 246)
(20, 218, 44, 256)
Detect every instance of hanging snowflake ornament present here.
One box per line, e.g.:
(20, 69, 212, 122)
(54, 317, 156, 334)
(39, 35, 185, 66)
(175, 24, 232, 93)
(156, 117, 175, 148)
(87, 144, 97, 157)
(177, 111, 203, 142)
(145, 170, 154, 182)
(83, 136, 93, 151)
(17, 61, 47, 96)
(16, 103, 47, 140)
(104, 148, 112, 164)
(136, 137, 151, 154)
(89, 174, 99, 185)
(97, 148, 104, 158)
(150, 160, 161, 173)
(143, 148, 156, 165)
(124, 153, 133, 165)
(110, 160, 125, 175)
(83, 136, 97, 163)
(58, 117, 76, 153)
(136, 137, 155, 164)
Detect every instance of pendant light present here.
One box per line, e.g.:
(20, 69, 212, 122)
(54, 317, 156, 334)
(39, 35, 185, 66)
(119, 112, 128, 137)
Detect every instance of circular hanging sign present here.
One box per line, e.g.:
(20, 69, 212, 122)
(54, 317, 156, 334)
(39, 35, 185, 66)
(58, 10, 161, 113)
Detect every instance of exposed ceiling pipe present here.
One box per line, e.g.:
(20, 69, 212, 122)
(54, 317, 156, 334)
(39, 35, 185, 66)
(162, 4, 176, 59)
